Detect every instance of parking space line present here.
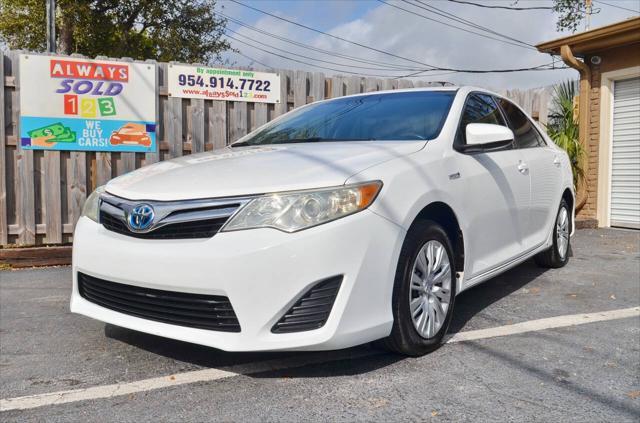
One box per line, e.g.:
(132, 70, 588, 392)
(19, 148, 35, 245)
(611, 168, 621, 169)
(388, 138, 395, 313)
(2, 306, 638, 412)
(445, 306, 640, 343)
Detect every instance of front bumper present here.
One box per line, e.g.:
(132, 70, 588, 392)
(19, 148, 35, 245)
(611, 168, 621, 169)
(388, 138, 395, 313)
(71, 210, 405, 351)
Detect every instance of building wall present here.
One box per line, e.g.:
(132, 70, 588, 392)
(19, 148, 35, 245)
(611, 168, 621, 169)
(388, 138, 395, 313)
(578, 43, 640, 222)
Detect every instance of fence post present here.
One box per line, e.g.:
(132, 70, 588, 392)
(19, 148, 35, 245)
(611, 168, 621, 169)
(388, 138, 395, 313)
(382, 78, 397, 91)
(254, 102, 268, 129)
(166, 63, 183, 158)
(13, 51, 36, 245)
(538, 89, 551, 127)
(274, 70, 290, 117)
(210, 99, 227, 149)
(119, 57, 136, 174)
(0, 51, 6, 245)
(293, 70, 307, 108)
(43, 128, 62, 243)
(229, 102, 248, 143)
(365, 78, 380, 93)
(310, 72, 325, 102)
(346, 76, 362, 95)
(65, 54, 88, 232)
(331, 76, 344, 98)
(397, 79, 414, 89)
(145, 59, 161, 164)
(189, 97, 205, 153)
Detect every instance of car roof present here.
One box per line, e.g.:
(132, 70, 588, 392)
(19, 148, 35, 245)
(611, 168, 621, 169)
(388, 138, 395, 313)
(316, 85, 502, 101)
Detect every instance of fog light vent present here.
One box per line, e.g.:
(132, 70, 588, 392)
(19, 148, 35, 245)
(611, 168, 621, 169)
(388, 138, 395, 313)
(271, 276, 343, 333)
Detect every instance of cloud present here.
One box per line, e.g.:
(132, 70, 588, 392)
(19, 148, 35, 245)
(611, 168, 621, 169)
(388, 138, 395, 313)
(222, 0, 637, 89)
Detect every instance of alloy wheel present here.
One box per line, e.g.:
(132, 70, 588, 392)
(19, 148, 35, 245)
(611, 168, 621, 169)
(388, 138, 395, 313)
(556, 206, 570, 260)
(409, 240, 452, 339)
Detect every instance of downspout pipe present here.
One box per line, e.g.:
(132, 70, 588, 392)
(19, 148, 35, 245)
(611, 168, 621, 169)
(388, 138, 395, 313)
(560, 44, 590, 212)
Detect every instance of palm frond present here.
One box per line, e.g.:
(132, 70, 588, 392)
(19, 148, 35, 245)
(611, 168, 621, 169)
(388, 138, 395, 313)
(545, 80, 583, 189)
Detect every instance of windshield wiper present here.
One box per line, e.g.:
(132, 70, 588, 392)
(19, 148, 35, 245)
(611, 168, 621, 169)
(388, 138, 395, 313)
(231, 137, 376, 147)
(231, 138, 322, 147)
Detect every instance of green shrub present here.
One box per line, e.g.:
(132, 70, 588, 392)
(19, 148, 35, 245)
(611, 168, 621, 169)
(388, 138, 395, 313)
(546, 80, 584, 189)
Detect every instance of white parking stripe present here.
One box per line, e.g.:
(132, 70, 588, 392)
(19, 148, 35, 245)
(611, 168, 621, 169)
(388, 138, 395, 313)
(445, 306, 640, 343)
(2, 306, 638, 412)
(0, 349, 374, 412)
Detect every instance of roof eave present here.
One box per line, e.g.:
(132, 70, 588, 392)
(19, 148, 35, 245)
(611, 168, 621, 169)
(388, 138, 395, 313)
(536, 17, 640, 55)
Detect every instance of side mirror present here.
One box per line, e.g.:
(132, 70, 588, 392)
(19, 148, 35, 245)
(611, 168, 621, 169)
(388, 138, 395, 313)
(458, 123, 514, 153)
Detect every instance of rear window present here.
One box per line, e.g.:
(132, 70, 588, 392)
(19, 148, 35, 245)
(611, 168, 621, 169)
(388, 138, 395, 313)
(233, 91, 456, 145)
(498, 99, 546, 148)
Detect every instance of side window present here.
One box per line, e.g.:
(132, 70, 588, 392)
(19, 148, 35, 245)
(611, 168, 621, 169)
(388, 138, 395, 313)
(498, 99, 544, 148)
(457, 94, 507, 145)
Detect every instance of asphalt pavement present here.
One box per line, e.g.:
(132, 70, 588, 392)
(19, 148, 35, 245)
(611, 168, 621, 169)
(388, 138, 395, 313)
(1, 228, 639, 422)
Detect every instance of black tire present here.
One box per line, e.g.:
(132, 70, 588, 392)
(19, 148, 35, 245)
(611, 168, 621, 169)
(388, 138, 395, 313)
(534, 198, 571, 268)
(382, 220, 457, 356)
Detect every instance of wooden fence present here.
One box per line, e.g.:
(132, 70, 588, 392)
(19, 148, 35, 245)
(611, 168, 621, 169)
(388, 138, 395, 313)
(499, 87, 553, 127)
(0, 50, 553, 247)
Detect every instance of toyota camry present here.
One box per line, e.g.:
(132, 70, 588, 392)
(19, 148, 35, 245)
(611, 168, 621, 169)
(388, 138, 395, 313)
(71, 87, 574, 356)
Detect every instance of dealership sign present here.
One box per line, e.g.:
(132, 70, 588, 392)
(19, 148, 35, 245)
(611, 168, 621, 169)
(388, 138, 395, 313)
(19, 54, 156, 152)
(167, 64, 281, 104)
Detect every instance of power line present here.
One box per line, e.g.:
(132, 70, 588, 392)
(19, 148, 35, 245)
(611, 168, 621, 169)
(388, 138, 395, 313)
(227, 27, 547, 78)
(234, 50, 274, 70)
(226, 34, 563, 78)
(225, 34, 422, 78)
(223, 1, 560, 73)
(226, 0, 441, 69)
(226, 24, 563, 78)
(218, 12, 423, 71)
(378, 0, 537, 50)
(411, 0, 535, 47)
(223, 11, 554, 77)
(596, 0, 640, 13)
(226, 28, 427, 72)
(397, 60, 562, 78)
(397, 70, 458, 80)
(447, 0, 552, 10)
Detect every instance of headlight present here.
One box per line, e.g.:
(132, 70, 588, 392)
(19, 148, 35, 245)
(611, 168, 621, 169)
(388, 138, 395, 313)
(222, 181, 382, 233)
(81, 186, 106, 222)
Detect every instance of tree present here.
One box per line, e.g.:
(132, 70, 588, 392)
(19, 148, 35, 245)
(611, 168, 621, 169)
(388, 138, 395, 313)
(552, 0, 593, 33)
(448, 0, 594, 33)
(0, 0, 231, 64)
(546, 80, 584, 190)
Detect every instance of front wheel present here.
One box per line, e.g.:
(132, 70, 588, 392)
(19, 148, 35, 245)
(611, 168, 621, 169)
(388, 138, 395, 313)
(382, 220, 457, 356)
(535, 198, 571, 268)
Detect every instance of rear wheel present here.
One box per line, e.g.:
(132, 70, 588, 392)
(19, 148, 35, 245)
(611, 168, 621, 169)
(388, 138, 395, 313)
(383, 220, 457, 356)
(535, 198, 571, 268)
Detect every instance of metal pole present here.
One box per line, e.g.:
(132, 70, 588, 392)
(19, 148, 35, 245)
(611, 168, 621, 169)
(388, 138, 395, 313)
(585, 0, 592, 31)
(46, 0, 56, 53)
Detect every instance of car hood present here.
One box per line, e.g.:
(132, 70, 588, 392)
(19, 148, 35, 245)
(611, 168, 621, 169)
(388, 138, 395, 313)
(105, 141, 425, 201)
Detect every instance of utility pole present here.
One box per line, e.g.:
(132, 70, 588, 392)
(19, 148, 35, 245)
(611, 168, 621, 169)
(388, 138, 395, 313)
(585, 0, 592, 30)
(46, 0, 56, 53)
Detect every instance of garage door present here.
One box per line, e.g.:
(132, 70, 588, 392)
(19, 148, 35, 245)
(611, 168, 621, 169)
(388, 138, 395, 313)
(611, 77, 640, 229)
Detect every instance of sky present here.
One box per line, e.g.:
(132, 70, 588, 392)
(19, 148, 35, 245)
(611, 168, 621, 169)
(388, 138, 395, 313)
(217, 0, 640, 90)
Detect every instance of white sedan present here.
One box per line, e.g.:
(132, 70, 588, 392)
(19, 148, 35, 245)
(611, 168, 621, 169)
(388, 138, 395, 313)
(71, 87, 574, 356)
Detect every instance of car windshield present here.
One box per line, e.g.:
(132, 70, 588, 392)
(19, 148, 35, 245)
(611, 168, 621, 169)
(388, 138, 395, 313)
(232, 91, 456, 146)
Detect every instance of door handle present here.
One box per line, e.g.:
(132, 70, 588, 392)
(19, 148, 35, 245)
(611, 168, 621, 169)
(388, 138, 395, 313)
(517, 160, 529, 174)
(553, 156, 562, 167)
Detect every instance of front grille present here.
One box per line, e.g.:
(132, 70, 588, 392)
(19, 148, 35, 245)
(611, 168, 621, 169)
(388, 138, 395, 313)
(98, 192, 248, 240)
(272, 276, 343, 334)
(100, 211, 227, 240)
(78, 272, 241, 332)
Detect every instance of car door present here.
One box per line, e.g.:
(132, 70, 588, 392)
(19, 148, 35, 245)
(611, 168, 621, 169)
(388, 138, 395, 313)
(497, 98, 562, 250)
(451, 93, 531, 280)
